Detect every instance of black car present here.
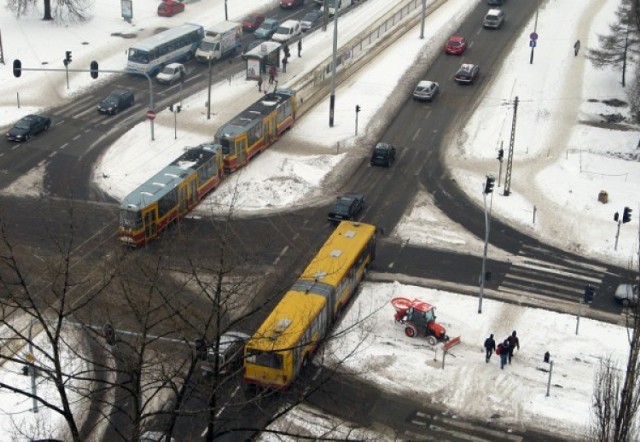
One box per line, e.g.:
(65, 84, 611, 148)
(98, 89, 135, 115)
(370, 142, 396, 167)
(6, 114, 51, 142)
(328, 193, 365, 223)
(453, 63, 479, 84)
(300, 11, 322, 32)
(201, 331, 250, 376)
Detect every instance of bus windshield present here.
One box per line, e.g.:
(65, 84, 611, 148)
(128, 48, 150, 64)
(120, 209, 142, 229)
(246, 350, 283, 369)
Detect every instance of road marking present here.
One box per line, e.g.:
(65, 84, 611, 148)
(273, 245, 289, 266)
(412, 127, 422, 141)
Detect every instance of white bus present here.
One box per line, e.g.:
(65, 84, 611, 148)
(126, 23, 205, 76)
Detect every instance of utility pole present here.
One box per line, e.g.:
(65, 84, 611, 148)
(329, 4, 339, 127)
(503, 96, 518, 196)
(479, 175, 495, 314)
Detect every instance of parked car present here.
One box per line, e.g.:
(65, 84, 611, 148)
(280, 0, 304, 8)
(254, 18, 280, 39)
(271, 20, 301, 43)
(156, 63, 185, 85)
(242, 13, 265, 32)
(370, 142, 396, 167)
(454, 63, 479, 84)
(300, 10, 322, 32)
(328, 193, 365, 223)
(201, 331, 251, 376)
(413, 80, 439, 102)
(98, 89, 135, 115)
(488, 0, 505, 5)
(157, 0, 185, 17)
(615, 284, 638, 306)
(445, 35, 467, 55)
(6, 114, 51, 142)
(483, 8, 505, 29)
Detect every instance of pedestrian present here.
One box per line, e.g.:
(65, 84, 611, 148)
(297, 38, 302, 57)
(483, 334, 496, 363)
(574, 39, 581, 56)
(257, 74, 263, 92)
(282, 55, 288, 73)
(283, 42, 290, 59)
(496, 342, 508, 369)
(507, 331, 520, 364)
(268, 65, 276, 84)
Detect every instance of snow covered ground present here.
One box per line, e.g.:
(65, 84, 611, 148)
(0, 0, 639, 439)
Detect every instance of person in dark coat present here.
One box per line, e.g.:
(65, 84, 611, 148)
(268, 65, 276, 84)
(297, 38, 302, 57)
(283, 42, 290, 59)
(483, 334, 496, 363)
(507, 331, 520, 364)
(282, 55, 288, 73)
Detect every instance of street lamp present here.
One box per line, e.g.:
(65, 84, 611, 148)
(207, 54, 213, 120)
(478, 175, 495, 314)
(329, 2, 339, 127)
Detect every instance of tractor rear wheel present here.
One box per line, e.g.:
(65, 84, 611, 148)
(404, 325, 417, 338)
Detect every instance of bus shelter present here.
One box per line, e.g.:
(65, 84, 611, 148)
(245, 41, 281, 80)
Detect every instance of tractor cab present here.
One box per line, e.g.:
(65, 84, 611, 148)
(391, 297, 450, 346)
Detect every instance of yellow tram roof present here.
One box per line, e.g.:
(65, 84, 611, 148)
(250, 290, 326, 352)
(299, 221, 376, 288)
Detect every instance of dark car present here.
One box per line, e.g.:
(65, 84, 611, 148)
(454, 63, 479, 84)
(242, 13, 265, 32)
(157, 0, 185, 17)
(328, 193, 365, 223)
(201, 331, 251, 376)
(98, 89, 135, 115)
(280, 0, 304, 8)
(254, 18, 280, 39)
(300, 11, 322, 32)
(445, 35, 467, 55)
(6, 114, 51, 142)
(370, 142, 396, 167)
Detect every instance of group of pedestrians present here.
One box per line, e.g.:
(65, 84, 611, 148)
(484, 331, 520, 369)
(259, 39, 303, 91)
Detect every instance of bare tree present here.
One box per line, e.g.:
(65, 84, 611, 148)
(6, 0, 90, 22)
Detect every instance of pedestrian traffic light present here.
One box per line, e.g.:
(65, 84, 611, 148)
(584, 284, 595, 303)
(90, 61, 99, 79)
(65, 51, 72, 64)
(355, 104, 361, 113)
(13, 59, 22, 78)
(103, 323, 116, 346)
(195, 338, 207, 361)
(483, 175, 495, 194)
(623, 207, 632, 223)
(497, 148, 504, 161)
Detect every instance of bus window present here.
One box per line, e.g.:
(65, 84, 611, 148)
(247, 351, 283, 369)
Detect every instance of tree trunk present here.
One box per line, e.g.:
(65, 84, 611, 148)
(43, 0, 52, 20)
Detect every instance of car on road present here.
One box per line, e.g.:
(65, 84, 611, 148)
(254, 18, 280, 39)
(280, 0, 304, 8)
(271, 20, 301, 43)
(413, 80, 439, 102)
(141, 431, 176, 442)
(615, 284, 638, 306)
(242, 13, 265, 32)
(488, 0, 505, 6)
(454, 63, 479, 84)
(157, 0, 185, 17)
(201, 331, 251, 376)
(98, 89, 135, 115)
(6, 114, 51, 142)
(156, 62, 185, 85)
(445, 35, 467, 55)
(483, 8, 505, 29)
(328, 193, 365, 223)
(300, 10, 322, 32)
(370, 142, 396, 167)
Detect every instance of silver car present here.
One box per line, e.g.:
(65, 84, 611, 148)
(413, 80, 439, 102)
(615, 284, 638, 306)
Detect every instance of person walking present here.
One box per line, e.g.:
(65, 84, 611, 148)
(282, 55, 288, 73)
(283, 42, 290, 59)
(507, 331, 520, 364)
(496, 342, 508, 369)
(574, 39, 581, 56)
(257, 74, 263, 92)
(297, 38, 302, 57)
(483, 334, 496, 363)
(268, 65, 276, 84)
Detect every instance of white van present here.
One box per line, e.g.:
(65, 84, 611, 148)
(271, 20, 301, 43)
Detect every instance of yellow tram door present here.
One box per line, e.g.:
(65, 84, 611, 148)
(236, 137, 247, 168)
(142, 206, 158, 242)
(187, 174, 198, 208)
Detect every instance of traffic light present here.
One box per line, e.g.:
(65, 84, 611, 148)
(483, 175, 495, 194)
(169, 104, 182, 113)
(355, 104, 361, 113)
(90, 61, 99, 79)
(13, 59, 22, 78)
(65, 51, 72, 64)
(497, 148, 504, 161)
(103, 323, 116, 346)
(584, 284, 595, 303)
(195, 338, 207, 361)
(623, 207, 632, 223)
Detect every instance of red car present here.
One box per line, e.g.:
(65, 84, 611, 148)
(445, 35, 467, 55)
(157, 0, 185, 17)
(242, 13, 265, 32)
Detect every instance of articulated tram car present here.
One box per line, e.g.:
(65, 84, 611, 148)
(244, 221, 377, 389)
(215, 88, 297, 173)
(119, 143, 224, 246)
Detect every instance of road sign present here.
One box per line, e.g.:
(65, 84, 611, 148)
(530, 32, 538, 41)
(146, 109, 156, 120)
(529, 40, 537, 48)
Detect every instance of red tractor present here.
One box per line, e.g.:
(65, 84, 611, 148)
(392, 297, 451, 346)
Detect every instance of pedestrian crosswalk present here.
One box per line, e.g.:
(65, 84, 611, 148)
(405, 410, 524, 441)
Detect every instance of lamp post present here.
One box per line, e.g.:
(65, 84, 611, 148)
(329, 3, 339, 127)
(478, 175, 495, 314)
(224, 0, 228, 21)
(207, 54, 213, 120)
